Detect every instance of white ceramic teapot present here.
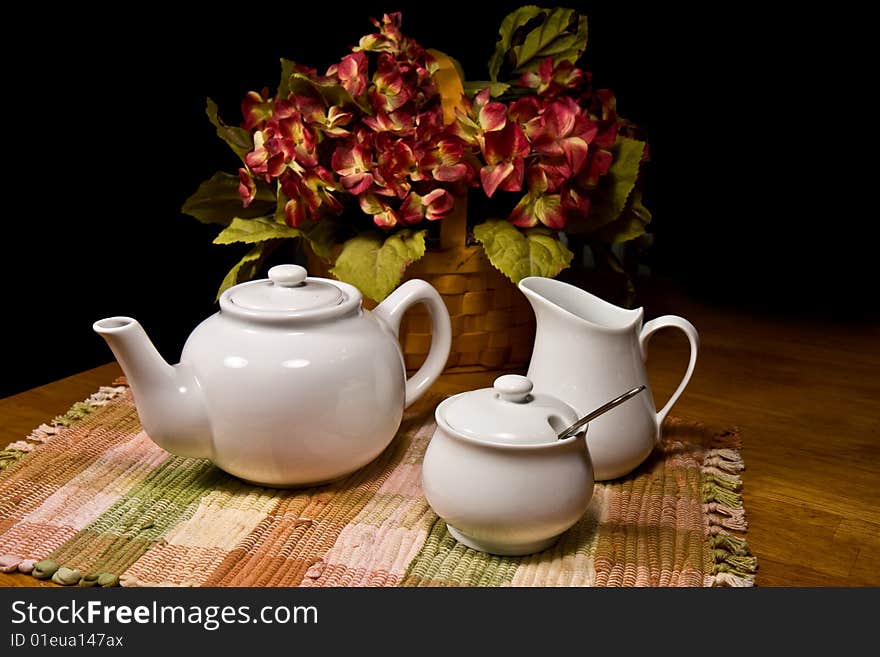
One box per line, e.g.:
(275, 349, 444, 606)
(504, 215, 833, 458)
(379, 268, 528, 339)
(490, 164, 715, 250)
(94, 265, 451, 487)
(422, 375, 594, 556)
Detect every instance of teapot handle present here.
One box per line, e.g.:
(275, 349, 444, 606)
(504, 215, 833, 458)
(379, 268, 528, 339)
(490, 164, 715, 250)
(374, 279, 452, 408)
(639, 316, 699, 434)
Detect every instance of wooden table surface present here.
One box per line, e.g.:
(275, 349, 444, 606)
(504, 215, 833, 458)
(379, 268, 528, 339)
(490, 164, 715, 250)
(1, 286, 878, 587)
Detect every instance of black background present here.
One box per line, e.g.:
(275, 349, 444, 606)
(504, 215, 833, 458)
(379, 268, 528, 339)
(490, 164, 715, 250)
(2, 3, 870, 398)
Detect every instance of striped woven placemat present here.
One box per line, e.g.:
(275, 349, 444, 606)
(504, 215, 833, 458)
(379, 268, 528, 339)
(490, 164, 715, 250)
(0, 382, 755, 587)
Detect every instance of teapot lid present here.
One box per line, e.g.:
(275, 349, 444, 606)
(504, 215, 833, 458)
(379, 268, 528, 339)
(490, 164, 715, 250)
(227, 265, 346, 314)
(440, 375, 578, 445)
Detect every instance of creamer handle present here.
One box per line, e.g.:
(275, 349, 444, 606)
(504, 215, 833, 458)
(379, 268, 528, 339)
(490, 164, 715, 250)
(374, 280, 451, 408)
(639, 316, 699, 436)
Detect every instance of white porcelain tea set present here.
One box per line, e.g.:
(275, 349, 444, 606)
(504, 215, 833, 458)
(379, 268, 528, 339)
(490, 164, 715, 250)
(95, 264, 698, 555)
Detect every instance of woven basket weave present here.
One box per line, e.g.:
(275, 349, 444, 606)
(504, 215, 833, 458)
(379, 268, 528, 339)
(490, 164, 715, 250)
(305, 198, 535, 371)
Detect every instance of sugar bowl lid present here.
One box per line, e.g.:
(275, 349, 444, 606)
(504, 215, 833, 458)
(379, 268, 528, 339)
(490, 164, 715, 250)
(440, 375, 578, 445)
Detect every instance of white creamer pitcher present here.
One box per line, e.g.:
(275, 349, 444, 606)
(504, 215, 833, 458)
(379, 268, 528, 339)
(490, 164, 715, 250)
(519, 277, 699, 480)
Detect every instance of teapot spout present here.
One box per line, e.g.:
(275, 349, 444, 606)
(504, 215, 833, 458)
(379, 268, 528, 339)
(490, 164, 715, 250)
(93, 317, 212, 459)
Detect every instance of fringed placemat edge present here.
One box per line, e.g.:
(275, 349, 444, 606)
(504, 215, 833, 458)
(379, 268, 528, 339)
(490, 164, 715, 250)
(1, 381, 129, 470)
(701, 427, 757, 587)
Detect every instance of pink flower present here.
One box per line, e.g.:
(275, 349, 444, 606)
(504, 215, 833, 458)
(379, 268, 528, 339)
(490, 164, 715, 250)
(508, 95, 542, 124)
(363, 107, 416, 135)
(286, 94, 323, 125)
(413, 104, 445, 143)
(244, 105, 320, 181)
(244, 129, 284, 179)
(318, 105, 354, 138)
(280, 172, 321, 228)
(476, 91, 508, 133)
(560, 182, 591, 219)
(331, 140, 374, 195)
(276, 113, 319, 167)
(327, 52, 368, 97)
(451, 88, 507, 147)
(357, 13, 404, 54)
(580, 148, 613, 187)
(238, 168, 256, 207)
(359, 193, 401, 228)
(509, 191, 565, 229)
(519, 57, 584, 96)
(589, 89, 619, 149)
(522, 96, 596, 180)
(400, 188, 455, 224)
(369, 54, 412, 113)
(242, 89, 273, 130)
(418, 137, 471, 182)
(279, 167, 340, 227)
(290, 91, 354, 137)
(373, 134, 416, 198)
(479, 122, 530, 198)
(509, 168, 565, 228)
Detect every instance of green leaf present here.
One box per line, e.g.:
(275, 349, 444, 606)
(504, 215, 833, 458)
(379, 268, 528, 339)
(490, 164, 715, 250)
(572, 136, 646, 234)
(289, 72, 367, 111)
(489, 5, 544, 81)
(216, 240, 281, 301)
(473, 219, 574, 284)
(462, 81, 511, 98)
(488, 6, 588, 81)
(330, 229, 427, 302)
(212, 216, 303, 245)
(300, 218, 338, 260)
(206, 98, 253, 162)
(511, 8, 588, 73)
(182, 172, 275, 226)
(278, 58, 296, 98)
(274, 180, 289, 225)
(595, 189, 652, 244)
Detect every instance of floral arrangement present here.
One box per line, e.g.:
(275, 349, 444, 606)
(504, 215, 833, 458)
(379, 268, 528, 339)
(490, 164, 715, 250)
(183, 6, 650, 301)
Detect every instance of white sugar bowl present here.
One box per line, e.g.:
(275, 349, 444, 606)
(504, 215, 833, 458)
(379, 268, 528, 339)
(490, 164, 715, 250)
(422, 375, 594, 556)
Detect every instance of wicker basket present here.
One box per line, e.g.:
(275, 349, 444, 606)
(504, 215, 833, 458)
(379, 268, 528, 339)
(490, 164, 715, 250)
(305, 198, 535, 372)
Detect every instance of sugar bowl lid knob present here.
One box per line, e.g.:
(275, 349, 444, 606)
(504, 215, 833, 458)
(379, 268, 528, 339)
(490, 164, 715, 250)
(494, 375, 533, 403)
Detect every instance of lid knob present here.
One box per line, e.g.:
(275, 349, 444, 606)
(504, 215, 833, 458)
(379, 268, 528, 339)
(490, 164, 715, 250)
(494, 375, 533, 403)
(269, 264, 307, 288)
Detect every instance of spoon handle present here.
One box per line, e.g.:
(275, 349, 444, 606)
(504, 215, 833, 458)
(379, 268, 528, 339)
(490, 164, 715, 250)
(557, 385, 647, 440)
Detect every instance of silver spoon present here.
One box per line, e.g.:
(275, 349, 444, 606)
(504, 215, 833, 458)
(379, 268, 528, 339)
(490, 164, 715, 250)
(557, 385, 647, 440)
